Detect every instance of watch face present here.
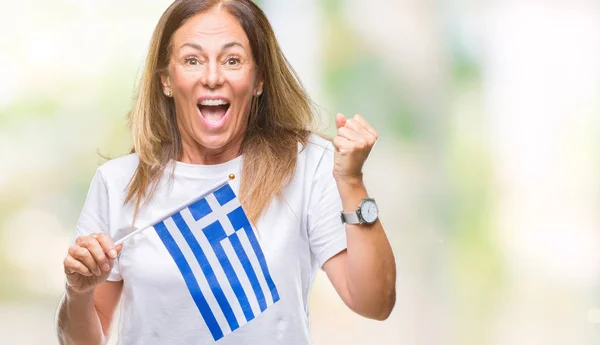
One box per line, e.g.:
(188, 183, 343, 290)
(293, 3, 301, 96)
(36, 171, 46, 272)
(360, 199, 378, 224)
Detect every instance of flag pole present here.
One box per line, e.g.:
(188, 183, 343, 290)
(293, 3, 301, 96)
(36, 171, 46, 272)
(114, 174, 236, 246)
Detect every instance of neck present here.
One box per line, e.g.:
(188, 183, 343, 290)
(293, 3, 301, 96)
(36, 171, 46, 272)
(178, 135, 243, 165)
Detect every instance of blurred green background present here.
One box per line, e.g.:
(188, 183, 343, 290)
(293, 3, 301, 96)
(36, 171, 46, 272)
(1, 0, 600, 344)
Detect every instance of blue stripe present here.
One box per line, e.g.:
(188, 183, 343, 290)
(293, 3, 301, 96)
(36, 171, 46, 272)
(153, 221, 223, 341)
(188, 197, 212, 221)
(228, 206, 280, 304)
(244, 225, 280, 303)
(214, 183, 236, 206)
(172, 213, 239, 332)
(228, 232, 268, 311)
(203, 221, 256, 322)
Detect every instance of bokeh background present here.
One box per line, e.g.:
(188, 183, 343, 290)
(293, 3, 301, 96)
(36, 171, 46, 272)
(1, 0, 599, 344)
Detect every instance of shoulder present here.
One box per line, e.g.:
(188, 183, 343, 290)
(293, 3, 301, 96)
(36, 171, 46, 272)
(305, 133, 334, 152)
(299, 133, 335, 164)
(95, 153, 140, 187)
(293, 133, 336, 182)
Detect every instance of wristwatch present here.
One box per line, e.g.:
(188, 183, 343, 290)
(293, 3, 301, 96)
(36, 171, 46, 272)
(340, 198, 379, 225)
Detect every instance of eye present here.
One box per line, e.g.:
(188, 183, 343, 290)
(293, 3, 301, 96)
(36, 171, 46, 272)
(225, 57, 241, 66)
(185, 57, 200, 66)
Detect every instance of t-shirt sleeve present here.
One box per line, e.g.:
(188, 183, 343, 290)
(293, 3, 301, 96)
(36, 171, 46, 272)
(307, 144, 348, 269)
(72, 169, 122, 281)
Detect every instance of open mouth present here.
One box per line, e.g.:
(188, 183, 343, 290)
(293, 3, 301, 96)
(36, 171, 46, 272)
(197, 98, 230, 125)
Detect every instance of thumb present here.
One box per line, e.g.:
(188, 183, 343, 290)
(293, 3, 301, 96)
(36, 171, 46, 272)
(107, 244, 124, 267)
(335, 113, 346, 129)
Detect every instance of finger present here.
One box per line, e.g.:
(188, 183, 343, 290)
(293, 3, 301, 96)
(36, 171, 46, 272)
(69, 245, 101, 276)
(64, 255, 92, 277)
(81, 236, 111, 272)
(333, 136, 353, 155)
(337, 126, 357, 140)
(344, 118, 377, 144)
(335, 113, 347, 129)
(95, 233, 118, 261)
(338, 127, 368, 149)
(352, 114, 379, 139)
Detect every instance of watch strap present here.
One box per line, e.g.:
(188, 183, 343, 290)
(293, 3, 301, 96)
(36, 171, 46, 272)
(341, 211, 361, 224)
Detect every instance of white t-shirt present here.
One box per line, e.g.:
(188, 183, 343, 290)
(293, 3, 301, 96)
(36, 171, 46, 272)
(73, 134, 347, 345)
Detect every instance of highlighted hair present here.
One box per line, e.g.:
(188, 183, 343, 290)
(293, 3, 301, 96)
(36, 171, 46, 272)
(126, 0, 314, 225)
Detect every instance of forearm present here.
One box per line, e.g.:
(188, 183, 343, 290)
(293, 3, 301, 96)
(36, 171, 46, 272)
(56, 286, 106, 345)
(337, 177, 397, 319)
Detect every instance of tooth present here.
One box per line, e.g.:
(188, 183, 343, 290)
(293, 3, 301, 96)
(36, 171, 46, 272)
(200, 99, 229, 106)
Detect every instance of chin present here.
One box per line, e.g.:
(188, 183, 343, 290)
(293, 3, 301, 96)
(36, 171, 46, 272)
(197, 136, 228, 150)
(194, 131, 235, 151)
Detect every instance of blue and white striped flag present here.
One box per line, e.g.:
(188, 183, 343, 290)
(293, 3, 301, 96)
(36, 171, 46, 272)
(152, 181, 280, 341)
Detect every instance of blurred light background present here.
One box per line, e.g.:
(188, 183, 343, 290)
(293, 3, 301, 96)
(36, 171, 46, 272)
(1, 0, 599, 344)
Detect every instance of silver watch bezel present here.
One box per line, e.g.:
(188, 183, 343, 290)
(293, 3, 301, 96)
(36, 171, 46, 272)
(358, 198, 378, 224)
(341, 198, 378, 225)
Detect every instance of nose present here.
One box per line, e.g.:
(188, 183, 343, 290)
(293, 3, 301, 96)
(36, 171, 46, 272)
(200, 60, 224, 90)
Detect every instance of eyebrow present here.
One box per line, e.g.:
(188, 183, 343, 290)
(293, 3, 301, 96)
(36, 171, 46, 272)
(178, 41, 245, 52)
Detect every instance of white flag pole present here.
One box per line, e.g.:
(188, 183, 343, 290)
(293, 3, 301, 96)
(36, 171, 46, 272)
(114, 174, 235, 246)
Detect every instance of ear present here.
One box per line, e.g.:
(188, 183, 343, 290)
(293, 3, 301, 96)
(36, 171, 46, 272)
(160, 71, 171, 95)
(255, 80, 264, 95)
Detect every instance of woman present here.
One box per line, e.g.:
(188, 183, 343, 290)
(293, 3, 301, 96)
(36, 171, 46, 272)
(56, 0, 396, 344)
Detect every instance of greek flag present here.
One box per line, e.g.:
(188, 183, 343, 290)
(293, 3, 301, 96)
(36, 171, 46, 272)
(152, 181, 280, 341)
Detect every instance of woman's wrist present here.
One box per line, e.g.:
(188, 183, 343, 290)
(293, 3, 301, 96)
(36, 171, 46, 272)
(335, 175, 369, 211)
(65, 283, 94, 300)
(335, 174, 364, 190)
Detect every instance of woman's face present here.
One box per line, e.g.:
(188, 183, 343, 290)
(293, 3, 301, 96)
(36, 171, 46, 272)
(162, 6, 261, 162)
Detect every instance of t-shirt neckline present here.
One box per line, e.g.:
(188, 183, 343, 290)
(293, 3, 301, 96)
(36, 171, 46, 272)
(171, 155, 243, 178)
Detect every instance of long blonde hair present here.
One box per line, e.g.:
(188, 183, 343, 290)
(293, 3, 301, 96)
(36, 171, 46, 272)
(126, 0, 314, 224)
